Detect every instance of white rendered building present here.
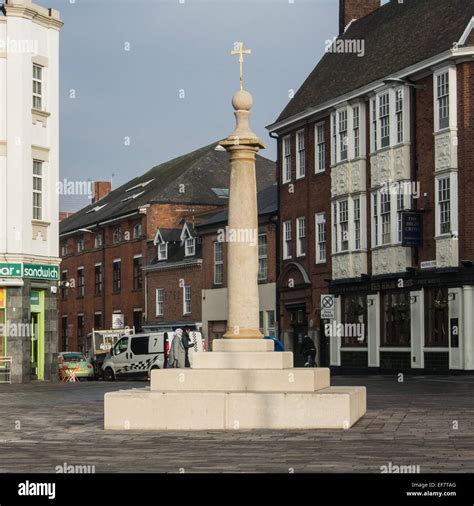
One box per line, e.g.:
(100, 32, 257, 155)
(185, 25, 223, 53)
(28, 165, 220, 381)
(0, 0, 62, 382)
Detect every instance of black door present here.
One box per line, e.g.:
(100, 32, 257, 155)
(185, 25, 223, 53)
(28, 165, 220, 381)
(133, 311, 142, 333)
(319, 319, 330, 367)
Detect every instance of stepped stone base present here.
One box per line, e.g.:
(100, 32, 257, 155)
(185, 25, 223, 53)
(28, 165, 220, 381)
(150, 368, 330, 392)
(104, 385, 366, 430)
(104, 341, 367, 431)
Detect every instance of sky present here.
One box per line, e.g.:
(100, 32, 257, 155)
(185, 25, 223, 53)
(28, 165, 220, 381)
(48, 0, 343, 211)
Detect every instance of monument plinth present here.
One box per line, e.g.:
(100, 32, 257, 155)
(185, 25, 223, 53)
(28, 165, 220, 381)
(104, 43, 366, 431)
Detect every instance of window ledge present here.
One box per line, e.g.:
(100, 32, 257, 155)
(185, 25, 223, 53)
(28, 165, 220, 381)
(433, 127, 458, 136)
(32, 219, 50, 227)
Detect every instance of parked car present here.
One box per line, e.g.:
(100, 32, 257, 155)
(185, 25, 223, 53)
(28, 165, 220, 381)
(102, 332, 167, 381)
(58, 352, 94, 381)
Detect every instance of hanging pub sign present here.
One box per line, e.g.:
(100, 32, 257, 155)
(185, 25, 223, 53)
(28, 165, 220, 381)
(402, 211, 423, 247)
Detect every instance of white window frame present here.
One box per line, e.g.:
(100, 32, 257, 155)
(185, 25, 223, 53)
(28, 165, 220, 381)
(183, 285, 191, 315)
(353, 105, 360, 158)
(315, 122, 326, 173)
(296, 217, 306, 257)
(354, 197, 361, 250)
(185, 237, 195, 257)
(380, 192, 391, 245)
(283, 220, 292, 260)
(315, 213, 326, 264)
(379, 92, 390, 148)
(395, 88, 404, 144)
(282, 135, 291, 183)
(296, 129, 305, 179)
(33, 64, 43, 110)
(258, 233, 268, 281)
(158, 242, 168, 261)
(338, 109, 348, 161)
(214, 241, 223, 285)
(33, 160, 43, 220)
(267, 310, 276, 337)
(436, 174, 455, 237)
(156, 288, 164, 317)
(434, 66, 457, 132)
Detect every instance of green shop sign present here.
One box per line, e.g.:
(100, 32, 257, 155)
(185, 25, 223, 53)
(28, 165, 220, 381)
(23, 264, 59, 281)
(0, 263, 59, 281)
(0, 263, 22, 278)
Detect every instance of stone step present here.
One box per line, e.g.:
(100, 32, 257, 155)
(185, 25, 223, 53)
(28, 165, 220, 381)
(191, 351, 293, 369)
(150, 368, 330, 392)
(104, 385, 367, 430)
(212, 339, 273, 352)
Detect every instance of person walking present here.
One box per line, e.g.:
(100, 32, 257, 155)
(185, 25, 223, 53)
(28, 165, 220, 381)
(300, 335, 317, 367)
(167, 328, 193, 368)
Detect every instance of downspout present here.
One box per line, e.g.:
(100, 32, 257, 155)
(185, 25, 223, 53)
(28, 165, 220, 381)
(269, 131, 280, 338)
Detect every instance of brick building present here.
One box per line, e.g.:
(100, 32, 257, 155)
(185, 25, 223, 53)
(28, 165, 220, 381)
(58, 143, 275, 352)
(267, 0, 474, 372)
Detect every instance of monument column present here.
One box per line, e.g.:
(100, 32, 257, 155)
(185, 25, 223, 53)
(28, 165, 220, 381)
(220, 43, 265, 339)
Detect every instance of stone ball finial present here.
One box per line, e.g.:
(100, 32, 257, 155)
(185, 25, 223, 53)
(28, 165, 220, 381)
(232, 90, 253, 111)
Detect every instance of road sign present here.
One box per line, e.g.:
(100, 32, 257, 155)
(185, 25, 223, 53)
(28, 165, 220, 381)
(321, 294, 335, 319)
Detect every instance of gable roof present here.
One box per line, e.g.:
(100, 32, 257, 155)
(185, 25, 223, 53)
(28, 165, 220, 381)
(60, 142, 275, 235)
(271, 0, 474, 127)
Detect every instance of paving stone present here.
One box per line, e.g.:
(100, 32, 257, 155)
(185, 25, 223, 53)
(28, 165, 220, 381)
(0, 375, 473, 472)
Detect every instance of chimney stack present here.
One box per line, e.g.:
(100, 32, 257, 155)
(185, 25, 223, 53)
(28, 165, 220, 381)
(339, 0, 380, 35)
(92, 181, 112, 204)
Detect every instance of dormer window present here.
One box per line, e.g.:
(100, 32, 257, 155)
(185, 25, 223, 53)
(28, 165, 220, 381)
(185, 237, 195, 256)
(158, 242, 168, 261)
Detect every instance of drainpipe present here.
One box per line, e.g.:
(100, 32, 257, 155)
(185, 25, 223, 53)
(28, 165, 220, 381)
(269, 131, 280, 338)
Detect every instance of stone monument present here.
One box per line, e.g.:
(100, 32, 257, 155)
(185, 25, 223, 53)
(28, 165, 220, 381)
(104, 43, 366, 431)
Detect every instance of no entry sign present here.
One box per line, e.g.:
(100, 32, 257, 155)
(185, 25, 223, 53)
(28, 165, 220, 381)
(321, 294, 335, 319)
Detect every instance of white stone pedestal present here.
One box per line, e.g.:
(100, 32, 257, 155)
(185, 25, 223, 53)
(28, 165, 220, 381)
(104, 340, 366, 430)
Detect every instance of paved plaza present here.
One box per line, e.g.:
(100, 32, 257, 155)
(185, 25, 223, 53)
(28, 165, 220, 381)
(0, 375, 473, 473)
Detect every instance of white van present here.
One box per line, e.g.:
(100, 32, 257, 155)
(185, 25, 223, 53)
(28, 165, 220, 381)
(102, 332, 167, 381)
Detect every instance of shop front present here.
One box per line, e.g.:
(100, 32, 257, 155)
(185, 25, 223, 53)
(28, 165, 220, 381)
(331, 270, 474, 373)
(0, 262, 59, 383)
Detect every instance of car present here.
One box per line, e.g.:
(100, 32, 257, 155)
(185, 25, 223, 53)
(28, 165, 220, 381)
(58, 352, 94, 381)
(102, 332, 167, 381)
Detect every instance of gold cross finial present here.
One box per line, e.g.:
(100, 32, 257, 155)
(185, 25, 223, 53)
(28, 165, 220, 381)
(231, 41, 252, 91)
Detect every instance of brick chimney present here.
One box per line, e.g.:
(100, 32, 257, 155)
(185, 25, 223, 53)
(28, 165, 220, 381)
(339, 0, 380, 35)
(92, 181, 112, 204)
